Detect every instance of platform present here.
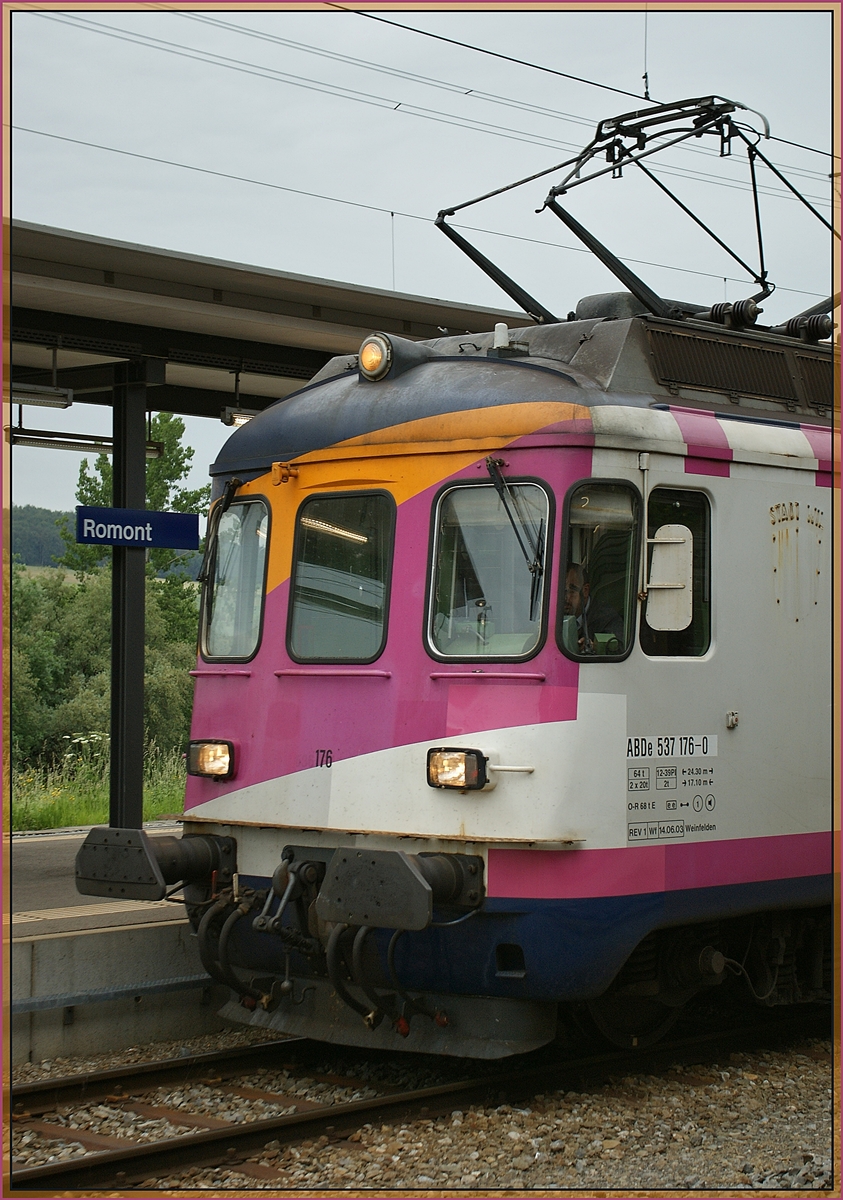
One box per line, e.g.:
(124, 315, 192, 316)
(9, 825, 231, 1065)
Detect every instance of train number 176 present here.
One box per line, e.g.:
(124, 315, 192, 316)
(315, 749, 333, 768)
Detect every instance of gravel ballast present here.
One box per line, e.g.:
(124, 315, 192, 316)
(152, 1037, 833, 1192)
(12, 1027, 833, 1191)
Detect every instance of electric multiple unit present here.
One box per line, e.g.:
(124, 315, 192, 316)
(76, 96, 836, 1056)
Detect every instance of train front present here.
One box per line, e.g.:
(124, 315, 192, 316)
(171, 326, 638, 1058)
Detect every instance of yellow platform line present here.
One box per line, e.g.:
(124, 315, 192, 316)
(12, 900, 176, 923)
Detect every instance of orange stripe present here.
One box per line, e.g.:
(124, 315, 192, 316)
(235, 402, 591, 594)
(334, 401, 590, 448)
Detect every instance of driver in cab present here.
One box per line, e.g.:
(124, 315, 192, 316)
(564, 565, 624, 654)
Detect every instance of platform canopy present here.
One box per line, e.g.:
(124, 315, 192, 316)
(8, 220, 533, 831)
(10, 220, 531, 420)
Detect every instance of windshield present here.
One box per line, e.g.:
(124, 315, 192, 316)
(201, 499, 269, 660)
(429, 483, 549, 658)
(288, 493, 394, 662)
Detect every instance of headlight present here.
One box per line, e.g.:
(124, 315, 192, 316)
(188, 740, 235, 779)
(358, 334, 393, 380)
(427, 747, 488, 790)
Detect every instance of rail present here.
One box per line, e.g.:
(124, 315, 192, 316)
(10, 1011, 828, 1190)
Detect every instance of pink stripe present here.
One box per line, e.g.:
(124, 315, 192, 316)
(684, 455, 730, 477)
(685, 444, 732, 460)
(668, 408, 733, 478)
(668, 407, 732, 451)
(486, 832, 831, 899)
(800, 423, 836, 475)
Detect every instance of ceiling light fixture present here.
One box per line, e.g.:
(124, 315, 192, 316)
(221, 406, 259, 427)
(8, 428, 163, 458)
(11, 384, 74, 409)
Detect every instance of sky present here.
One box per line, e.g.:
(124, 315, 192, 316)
(9, 3, 836, 514)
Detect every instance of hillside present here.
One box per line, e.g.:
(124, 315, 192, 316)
(11, 505, 203, 577)
(11, 505, 72, 566)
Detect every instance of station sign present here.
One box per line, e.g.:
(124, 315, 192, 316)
(76, 506, 200, 549)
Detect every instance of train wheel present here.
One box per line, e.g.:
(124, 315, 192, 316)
(585, 993, 680, 1050)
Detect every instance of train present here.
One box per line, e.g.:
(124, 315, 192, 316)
(76, 96, 836, 1058)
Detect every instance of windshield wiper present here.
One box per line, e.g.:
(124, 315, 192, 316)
(197, 476, 242, 586)
(528, 518, 545, 622)
(485, 457, 544, 620)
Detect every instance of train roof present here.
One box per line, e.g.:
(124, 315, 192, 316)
(211, 295, 835, 480)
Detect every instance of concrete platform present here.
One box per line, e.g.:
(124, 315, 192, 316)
(9, 826, 232, 1065)
(11, 823, 189, 934)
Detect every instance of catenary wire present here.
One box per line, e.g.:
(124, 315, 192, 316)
(30, 13, 612, 156)
(34, 11, 833, 199)
(12, 125, 826, 300)
(332, 4, 836, 160)
(328, 3, 650, 102)
(175, 9, 829, 184)
(172, 9, 600, 131)
(74, 11, 838, 184)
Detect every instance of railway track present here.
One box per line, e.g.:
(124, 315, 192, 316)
(10, 1009, 830, 1191)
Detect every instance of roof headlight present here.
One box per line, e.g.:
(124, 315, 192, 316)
(359, 334, 393, 381)
(188, 740, 235, 779)
(427, 747, 489, 791)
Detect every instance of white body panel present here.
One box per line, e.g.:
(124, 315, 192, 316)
(188, 408, 832, 868)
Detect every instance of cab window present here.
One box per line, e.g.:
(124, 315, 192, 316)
(428, 482, 549, 659)
(202, 498, 269, 661)
(288, 492, 394, 662)
(559, 481, 640, 660)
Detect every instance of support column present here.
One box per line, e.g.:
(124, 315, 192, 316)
(109, 361, 147, 829)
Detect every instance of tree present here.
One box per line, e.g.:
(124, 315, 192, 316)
(11, 560, 198, 765)
(57, 412, 210, 576)
(11, 412, 210, 766)
(10, 559, 78, 761)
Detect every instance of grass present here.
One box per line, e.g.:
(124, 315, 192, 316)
(11, 736, 186, 831)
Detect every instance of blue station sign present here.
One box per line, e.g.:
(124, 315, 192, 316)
(76, 506, 200, 550)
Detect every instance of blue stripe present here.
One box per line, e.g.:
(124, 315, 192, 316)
(232, 874, 831, 1002)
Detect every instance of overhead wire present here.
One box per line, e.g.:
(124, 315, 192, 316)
(174, 8, 600, 131)
(328, 3, 650, 102)
(772, 133, 837, 157)
(30, 13, 608, 155)
(12, 125, 826, 300)
(14, 126, 397, 217)
(18, 10, 833, 305)
(639, 163, 828, 206)
(332, 4, 837, 161)
(33, 11, 832, 201)
(176, 9, 829, 184)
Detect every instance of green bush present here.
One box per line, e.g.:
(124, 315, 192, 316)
(11, 736, 186, 831)
(10, 563, 199, 766)
(10, 412, 209, 830)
